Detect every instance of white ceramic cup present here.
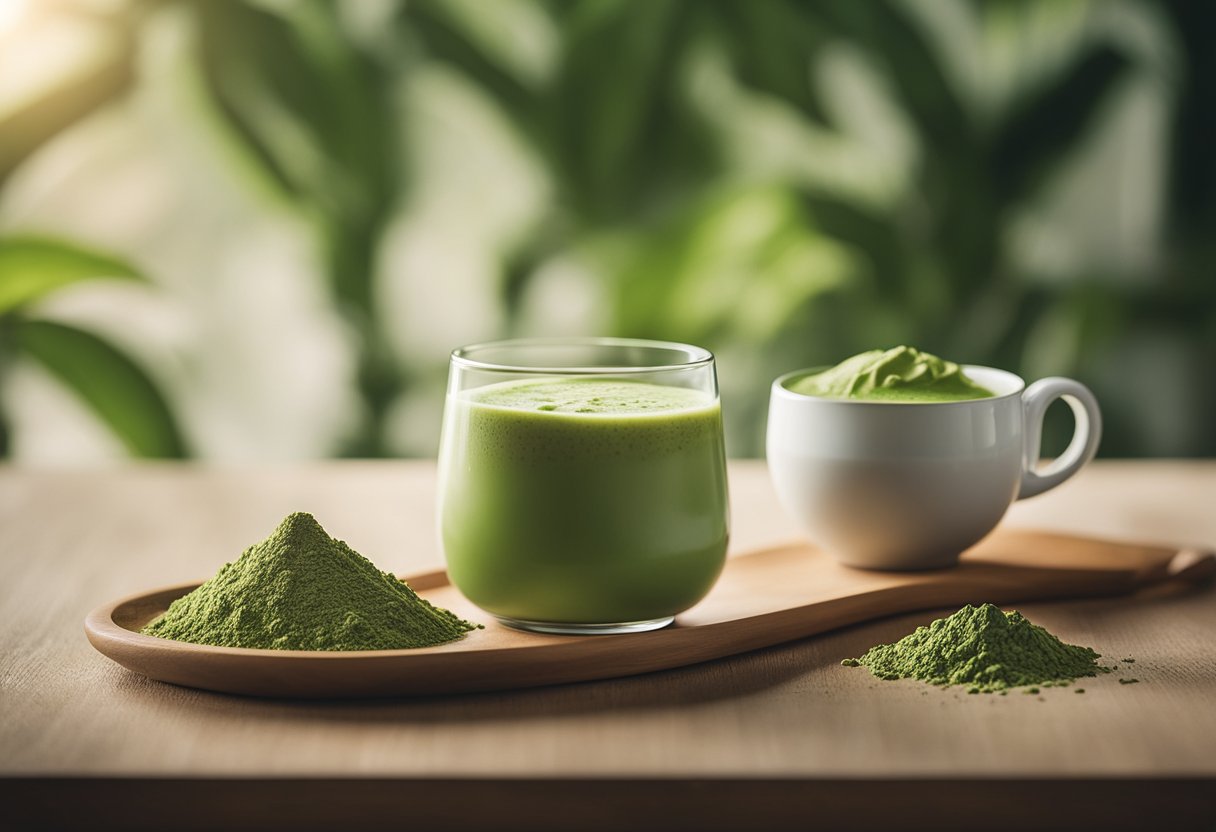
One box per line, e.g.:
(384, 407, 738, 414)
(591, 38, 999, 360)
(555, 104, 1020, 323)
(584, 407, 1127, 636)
(766, 366, 1101, 570)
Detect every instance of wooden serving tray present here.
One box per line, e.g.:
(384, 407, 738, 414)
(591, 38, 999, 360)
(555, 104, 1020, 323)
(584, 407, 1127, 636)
(85, 530, 1215, 699)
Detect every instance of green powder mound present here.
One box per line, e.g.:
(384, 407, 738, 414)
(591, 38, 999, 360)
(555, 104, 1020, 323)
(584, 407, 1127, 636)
(142, 512, 480, 651)
(843, 603, 1109, 693)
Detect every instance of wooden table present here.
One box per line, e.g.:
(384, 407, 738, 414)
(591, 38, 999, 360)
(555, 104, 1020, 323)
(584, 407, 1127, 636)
(1, 461, 1214, 831)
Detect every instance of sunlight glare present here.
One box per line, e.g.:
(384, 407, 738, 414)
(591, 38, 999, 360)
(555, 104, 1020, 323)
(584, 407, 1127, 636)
(0, 0, 31, 38)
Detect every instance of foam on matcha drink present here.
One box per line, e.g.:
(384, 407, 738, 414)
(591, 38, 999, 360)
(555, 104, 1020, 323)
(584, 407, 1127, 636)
(439, 378, 729, 626)
(789, 345, 994, 402)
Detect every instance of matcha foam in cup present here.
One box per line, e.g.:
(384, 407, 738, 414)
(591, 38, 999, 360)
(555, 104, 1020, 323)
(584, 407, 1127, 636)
(789, 345, 993, 403)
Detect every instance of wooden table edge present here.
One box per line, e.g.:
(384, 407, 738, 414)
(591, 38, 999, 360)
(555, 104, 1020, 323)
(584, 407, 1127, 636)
(3, 775, 1212, 831)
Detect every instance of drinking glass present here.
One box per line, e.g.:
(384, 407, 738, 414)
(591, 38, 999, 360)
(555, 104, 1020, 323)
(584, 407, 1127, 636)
(437, 338, 729, 634)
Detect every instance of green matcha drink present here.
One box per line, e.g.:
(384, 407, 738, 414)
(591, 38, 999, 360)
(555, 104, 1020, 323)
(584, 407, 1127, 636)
(438, 375, 729, 632)
(789, 345, 993, 402)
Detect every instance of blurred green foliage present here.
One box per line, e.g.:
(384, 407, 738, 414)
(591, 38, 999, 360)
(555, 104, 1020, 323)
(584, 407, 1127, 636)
(0, 236, 186, 457)
(2, 0, 1214, 458)
(192, 0, 401, 455)
(0, 0, 187, 459)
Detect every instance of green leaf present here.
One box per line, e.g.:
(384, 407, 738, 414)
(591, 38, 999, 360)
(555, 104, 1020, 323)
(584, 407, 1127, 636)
(193, 0, 328, 201)
(550, 0, 698, 219)
(0, 237, 145, 315)
(614, 187, 858, 343)
(800, 193, 905, 297)
(11, 320, 187, 458)
(192, 0, 397, 314)
(399, 0, 544, 126)
(990, 43, 1132, 203)
(1158, 0, 1216, 243)
(709, 0, 830, 124)
(801, 0, 971, 149)
(193, 1, 395, 208)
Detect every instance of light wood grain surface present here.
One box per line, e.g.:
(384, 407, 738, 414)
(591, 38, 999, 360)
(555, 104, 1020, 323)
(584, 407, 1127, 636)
(1, 460, 1214, 830)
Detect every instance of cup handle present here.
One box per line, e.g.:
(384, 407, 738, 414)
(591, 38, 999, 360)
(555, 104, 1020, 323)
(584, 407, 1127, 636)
(1018, 377, 1102, 500)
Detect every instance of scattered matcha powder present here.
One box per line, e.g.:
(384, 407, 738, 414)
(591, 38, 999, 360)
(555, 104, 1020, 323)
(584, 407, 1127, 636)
(143, 512, 480, 650)
(841, 603, 1109, 694)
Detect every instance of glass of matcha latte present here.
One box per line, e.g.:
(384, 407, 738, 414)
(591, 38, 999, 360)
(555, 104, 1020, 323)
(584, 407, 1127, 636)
(438, 338, 730, 634)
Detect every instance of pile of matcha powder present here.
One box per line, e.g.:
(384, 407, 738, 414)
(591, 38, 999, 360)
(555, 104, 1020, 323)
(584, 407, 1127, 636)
(842, 603, 1110, 694)
(142, 512, 479, 651)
